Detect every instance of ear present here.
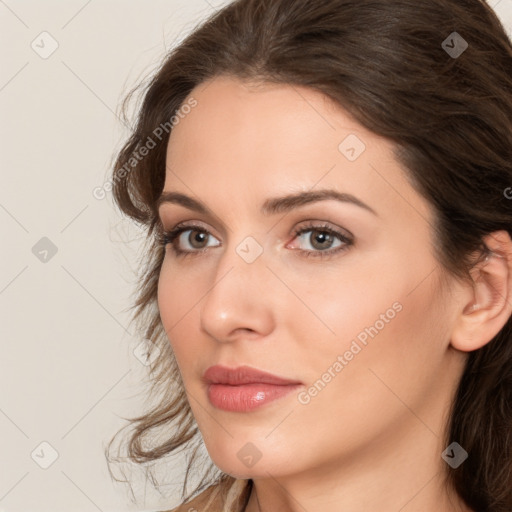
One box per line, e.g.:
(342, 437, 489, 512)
(450, 230, 512, 352)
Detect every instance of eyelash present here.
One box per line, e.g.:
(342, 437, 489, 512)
(157, 222, 353, 260)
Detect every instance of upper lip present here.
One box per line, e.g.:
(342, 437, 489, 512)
(203, 365, 302, 386)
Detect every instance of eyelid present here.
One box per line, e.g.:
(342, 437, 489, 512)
(293, 219, 353, 239)
(158, 213, 228, 239)
(160, 217, 351, 239)
(159, 219, 219, 242)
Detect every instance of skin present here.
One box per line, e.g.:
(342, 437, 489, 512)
(157, 76, 512, 512)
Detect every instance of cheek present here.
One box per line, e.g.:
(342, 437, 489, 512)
(157, 258, 204, 321)
(157, 262, 201, 361)
(273, 255, 402, 362)
(294, 268, 447, 432)
(286, 242, 443, 375)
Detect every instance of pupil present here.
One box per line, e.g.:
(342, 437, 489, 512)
(313, 231, 331, 249)
(191, 231, 207, 248)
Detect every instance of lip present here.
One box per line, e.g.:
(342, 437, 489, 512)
(203, 365, 303, 412)
(203, 365, 302, 386)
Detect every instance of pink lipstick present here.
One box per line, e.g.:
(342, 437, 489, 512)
(203, 365, 302, 412)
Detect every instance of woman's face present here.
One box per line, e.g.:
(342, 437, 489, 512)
(157, 76, 467, 479)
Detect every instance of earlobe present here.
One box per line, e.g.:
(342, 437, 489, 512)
(450, 230, 512, 352)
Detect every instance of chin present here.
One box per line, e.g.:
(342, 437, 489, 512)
(206, 443, 297, 480)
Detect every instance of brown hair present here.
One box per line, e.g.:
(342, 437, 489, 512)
(105, 0, 512, 510)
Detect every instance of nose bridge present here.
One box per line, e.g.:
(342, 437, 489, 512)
(214, 232, 268, 287)
(199, 233, 274, 341)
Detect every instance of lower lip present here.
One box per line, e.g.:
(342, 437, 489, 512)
(207, 383, 302, 412)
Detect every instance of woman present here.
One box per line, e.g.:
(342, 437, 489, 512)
(105, 0, 512, 511)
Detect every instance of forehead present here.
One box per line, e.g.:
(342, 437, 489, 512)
(164, 76, 431, 224)
(167, 75, 370, 162)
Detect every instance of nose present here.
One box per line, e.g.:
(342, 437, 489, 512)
(199, 240, 275, 344)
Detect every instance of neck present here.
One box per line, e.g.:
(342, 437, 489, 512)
(243, 417, 472, 512)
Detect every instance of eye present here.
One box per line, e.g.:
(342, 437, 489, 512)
(288, 222, 353, 259)
(158, 221, 353, 260)
(159, 224, 221, 257)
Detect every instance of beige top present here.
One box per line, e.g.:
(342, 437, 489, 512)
(163, 479, 251, 512)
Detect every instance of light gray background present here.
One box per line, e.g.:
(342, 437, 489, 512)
(0, 1, 511, 511)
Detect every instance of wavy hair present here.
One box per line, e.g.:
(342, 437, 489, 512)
(105, 0, 512, 510)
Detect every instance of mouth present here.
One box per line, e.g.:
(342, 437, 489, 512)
(203, 365, 303, 412)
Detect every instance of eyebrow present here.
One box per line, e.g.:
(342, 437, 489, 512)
(157, 189, 378, 217)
